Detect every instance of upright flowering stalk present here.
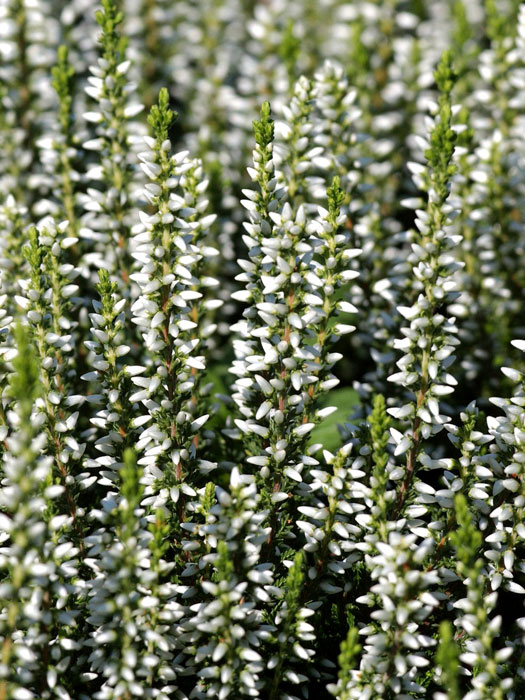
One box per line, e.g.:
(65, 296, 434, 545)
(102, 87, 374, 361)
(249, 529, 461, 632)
(345, 533, 439, 698)
(121, 0, 176, 112)
(230, 93, 358, 484)
(229, 99, 313, 468)
(228, 94, 366, 694)
(437, 400, 494, 546)
(312, 60, 362, 207)
(0, 324, 80, 700)
(288, 440, 367, 692)
(484, 339, 525, 596)
(0, 198, 25, 451)
(434, 621, 460, 700)
(448, 494, 513, 699)
(310, 56, 400, 412)
(81, 269, 133, 492)
(300, 399, 401, 693)
(0, 197, 28, 307)
(130, 88, 219, 531)
(297, 440, 366, 582)
(232, 99, 278, 299)
(20, 223, 86, 552)
(183, 468, 272, 699)
(0, 276, 14, 457)
(37, 45, 80, 232)
(85, 449, 180, 699)
(387, 51, 461, 514)
(332, 626, 362, 700)
(81, 0, 145, 288)
(301, 176, 360, 419)
(358, 394, 399, 548)
(267, 552, 316, 700)
(228, 106, 366, 686)
(444, 106, 486, 390)
(0, 197, 24, 435)
(273, 75, 317, 200)
(456, 5, 525, 391)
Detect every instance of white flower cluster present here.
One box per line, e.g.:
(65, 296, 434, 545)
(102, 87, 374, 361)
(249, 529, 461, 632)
(82, 269, 130, 491)
(80, 0, 146, 286)
(184, 469, 271, 699)
(347, 533, 439, 699)
(85, 454, 180, 700)
(229, 78, 360, 498)
(0, 327, 79, 700)
(129, 98, 220, 511)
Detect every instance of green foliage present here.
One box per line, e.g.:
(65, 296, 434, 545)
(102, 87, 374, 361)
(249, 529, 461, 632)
(327, 176, 345, 228)
(450, 493, 482, 576)
(95, 0, 127, 62)
(253, 101, 274, 151)
(215, 539, 235, 583)
(120, 448, 143, 522)
(337, 626, 361, 697)
(148, 87, 177, 141)
(51, 46, 75, 134)
(426, 50, 458, 204)
(96, 268, 118, 315)
(279, 20, 300, 84)
(368, 394, 391, 538)
(283, 550, 304, 616)
(310, 387, 359, 450)
(9, 323, 41, 417)
(436, 621, 461, 700)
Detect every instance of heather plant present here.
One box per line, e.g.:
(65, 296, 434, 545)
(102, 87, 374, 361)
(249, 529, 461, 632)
(1, 1, 525, 699)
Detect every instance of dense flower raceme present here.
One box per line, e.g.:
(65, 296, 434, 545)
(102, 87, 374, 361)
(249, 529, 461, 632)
(80, 0, 146, 290)
(2, 1, 525, 699)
